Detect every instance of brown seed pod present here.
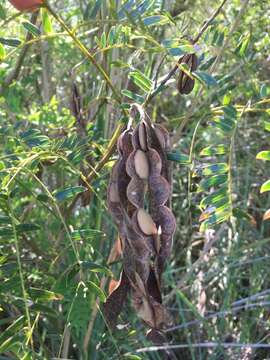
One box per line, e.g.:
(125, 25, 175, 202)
(177, 53, 198, 95)
(105, 115, 176, 343)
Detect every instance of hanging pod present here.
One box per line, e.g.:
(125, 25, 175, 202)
(104, 114, 176, 338)
(177, 53, 198, 95)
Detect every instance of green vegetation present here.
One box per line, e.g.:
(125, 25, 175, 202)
(0, 0, 269, 359)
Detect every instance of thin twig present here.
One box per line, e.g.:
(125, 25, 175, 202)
(136, 342, 270, 353)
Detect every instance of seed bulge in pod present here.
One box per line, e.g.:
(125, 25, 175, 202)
(134, 150, 149, 179)
(127, 177, 145, 208)
(137, 208, 157, 236)
(154, 124, 171, 151)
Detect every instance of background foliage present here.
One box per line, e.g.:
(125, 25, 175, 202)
(0, 0, 270, 359)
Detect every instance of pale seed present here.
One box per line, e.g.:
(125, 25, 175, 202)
(134, 150, 149, 179)
(137, 208, 157, 235)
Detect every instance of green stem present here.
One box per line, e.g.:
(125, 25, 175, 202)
(8, 199, 33, 349)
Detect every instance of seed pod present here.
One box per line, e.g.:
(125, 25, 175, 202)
(105, 115, 176, 344)
(177, 53, 198, 95)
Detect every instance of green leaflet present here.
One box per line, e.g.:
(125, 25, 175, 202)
(264, 121, 270, 132)
(80, 261, 113, 277)
(198, 174, 227, 192)
(22, 21, 41, 37)
(121, 89, 144, 104)
(200, 187, 229, 209)
(0, 43, 5, 60)
(261, 180, 270, 193)
(167, 151, 190, 164)
(129, 70, 152, 92)
(0, 37, 21, 47)
(256, 151, 270, 161)
(202, 163, 228, 176)
(29, 288, 63, 301)
(211, 116, 236, 133)
(54, 186, 86, 201)
(88, 281, 106, 303)
(42, 9, 53, 34)
(193, 71, 217, 86)
(71, 229, 103, 241)
(200, 144, 227, 156)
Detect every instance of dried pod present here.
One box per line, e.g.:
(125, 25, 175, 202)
(177, 53, 198, 95)
(106, 114, 176, 349)
(134, 150, 150, 179)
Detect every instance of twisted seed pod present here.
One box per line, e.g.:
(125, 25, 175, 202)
(105, 115, 176, 338)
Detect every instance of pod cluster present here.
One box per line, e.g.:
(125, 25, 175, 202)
(104, 118, 176, 333)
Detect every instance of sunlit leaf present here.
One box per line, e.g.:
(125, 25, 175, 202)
(198, 174, 227, 192)
(260, 180, 270, 193)
(42, 9, 53, 34)
(202, 163, 228, 176)
(256, 151, 270, 161)
(0, 43, 5, 60)
(200, 145, 227, 156)
(200, 186, 228, 209)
